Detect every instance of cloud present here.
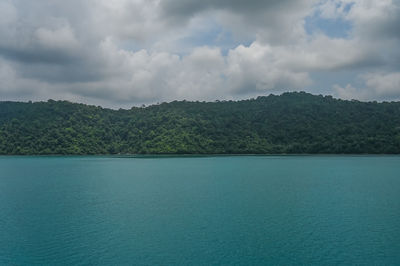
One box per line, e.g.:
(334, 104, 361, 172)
(364, 72, 400, 96)
(0, 58, 49, 100)
(347, 0, 400, 40)
(0, 39, 313, 105)
(161, 0, 318, 44)
(0, 0, 399, 106)
(34, 26, 79, 51)
(225, 42, 312, 94)
(0, 1, 17, 26)
(334, 72, 400, 100)
(316, 0, 400, 40)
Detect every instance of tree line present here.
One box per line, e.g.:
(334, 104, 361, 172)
(1, 92, 400, 155)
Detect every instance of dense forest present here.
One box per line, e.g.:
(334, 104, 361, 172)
(1, 92, 400, 155)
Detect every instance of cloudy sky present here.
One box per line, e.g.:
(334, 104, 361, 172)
(0, 0, 399, 107)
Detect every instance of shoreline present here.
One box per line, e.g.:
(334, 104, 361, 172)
(1, 153, 400, 158)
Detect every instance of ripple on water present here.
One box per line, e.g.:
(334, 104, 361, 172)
(0, 155, 400, 265)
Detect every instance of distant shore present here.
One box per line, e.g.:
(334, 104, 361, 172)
(1, 92, 400, 155)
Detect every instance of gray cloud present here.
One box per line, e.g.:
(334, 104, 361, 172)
(0, 0, 399, 106)
(161, 0, 317, 44)
(334, 71, 400, 101)
(161, 0, 292, 19)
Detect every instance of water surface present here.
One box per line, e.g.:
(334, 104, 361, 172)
(0, 156, 399, 265)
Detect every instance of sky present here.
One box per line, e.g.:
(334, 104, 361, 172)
(0, 0, 399, 107)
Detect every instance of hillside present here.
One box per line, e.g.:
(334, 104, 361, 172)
(1, 92, 400, 155)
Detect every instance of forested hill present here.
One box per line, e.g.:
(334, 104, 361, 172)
(1, 92, 400, 155)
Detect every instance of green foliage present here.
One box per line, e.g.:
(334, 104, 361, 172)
(1, 92, 400, 155)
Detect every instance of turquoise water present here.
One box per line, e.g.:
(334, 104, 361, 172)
(0, 156, 399, 265)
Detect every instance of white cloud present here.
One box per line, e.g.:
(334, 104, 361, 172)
(69, 41, 313, 103)
(225, 42, 312, 94)
(334, 72, 400, 100)
(317, 0, 400, 40)
(0, 0, 399, 106)
(364, 72, 400, 96)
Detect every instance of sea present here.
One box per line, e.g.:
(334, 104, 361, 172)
(0, 155, 399, 265)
